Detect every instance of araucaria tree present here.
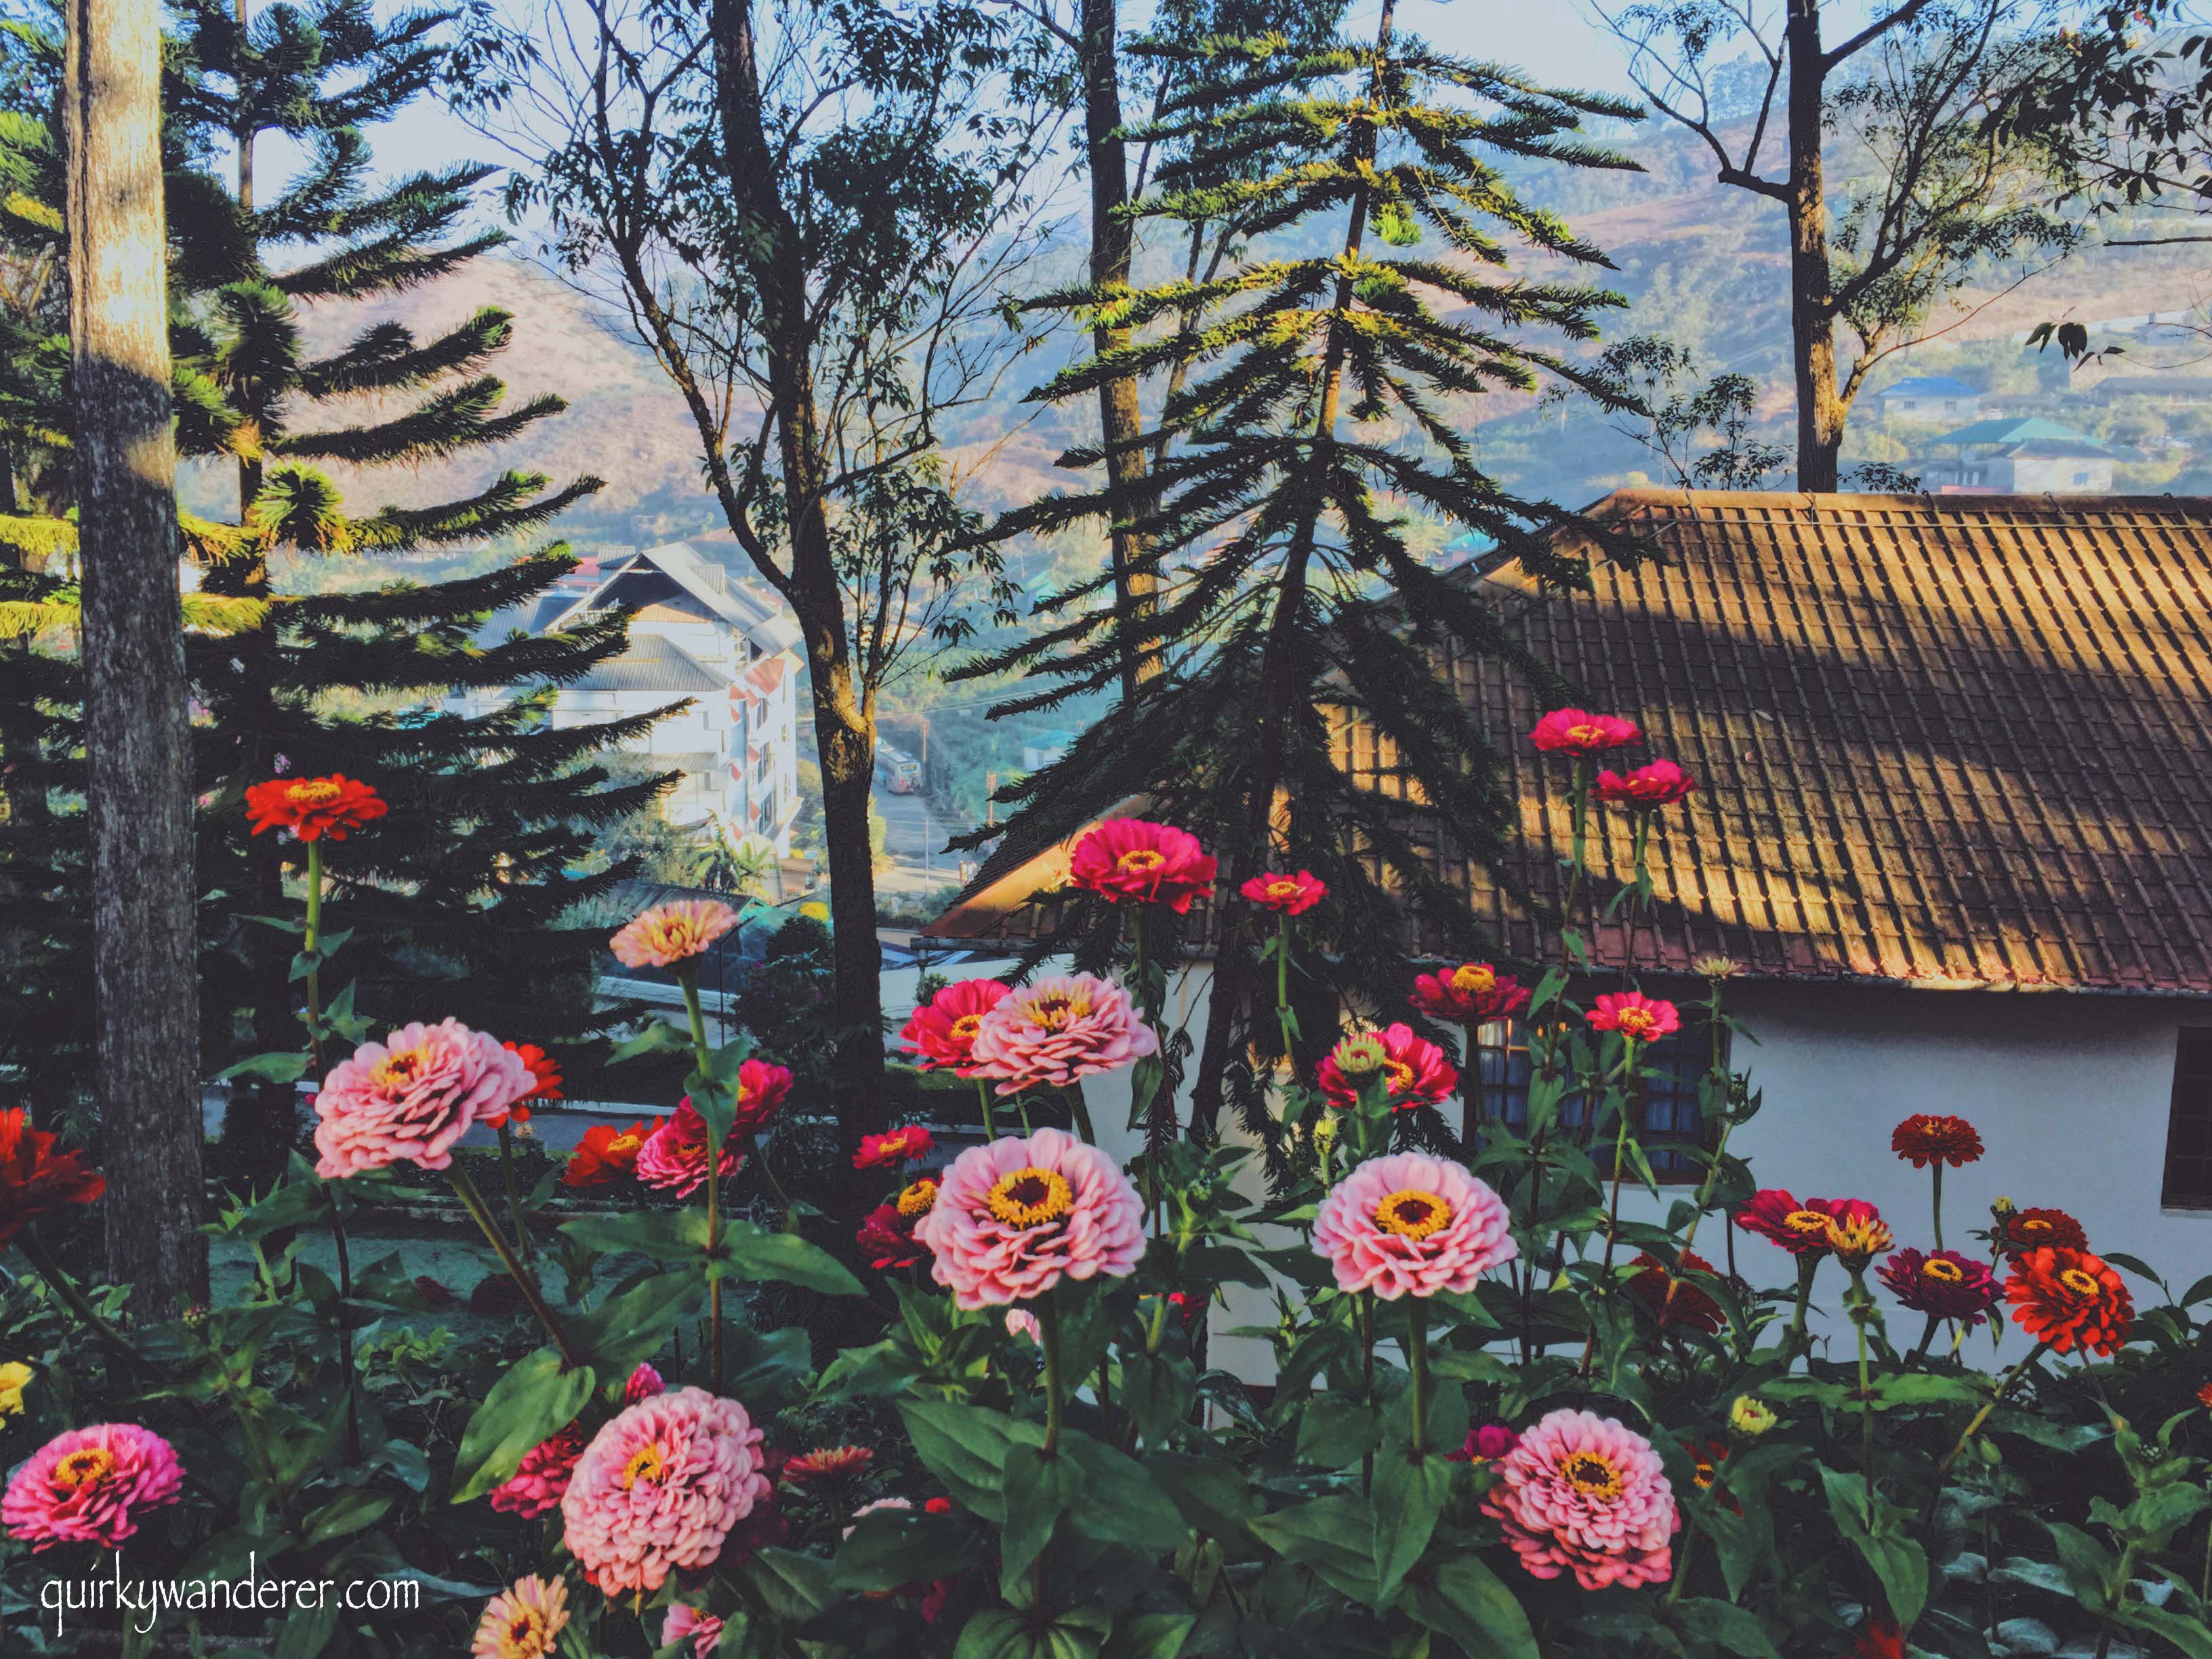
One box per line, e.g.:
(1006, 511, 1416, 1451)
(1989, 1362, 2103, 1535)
(966, 7, 1644, 1146)
(453, 0, 1038, 1147)
(1603, 0, 2080, 489)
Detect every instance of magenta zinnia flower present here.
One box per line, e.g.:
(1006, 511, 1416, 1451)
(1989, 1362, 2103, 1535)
(488, 1425, 586, 1519)
(1316, 1023, 1457, 1110)
(1408, 962, 1531, 1025)
(1592, 758, 1696, 806)
(1313, 1153, 1516, 1300)
(1482, 1409, 1678, 1589)
(729, 1059, 794, 1136)
(1879, 1248, 2001, 1326)
(1530, 709, 1640, 754)
(1240, 869, 1326, 914)
(966, 974, 1159, 1096)
(312, 1019, 534, 1179)
(2, 1422, 183, 1549)
(1067, 818, 1216, 912)
(899, 978, 1011, 1073)
(1586, 991, 1681, 1044)
(635, 1101, 739, 1197)
(626, 1362, 665, 1402)
(912, 1128, 1145, 1309)
(560, 1386, 772, 1594)
(610, 899, 739, 968)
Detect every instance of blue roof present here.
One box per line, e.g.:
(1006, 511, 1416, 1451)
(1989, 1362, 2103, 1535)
(1877, 376, 1980, 398)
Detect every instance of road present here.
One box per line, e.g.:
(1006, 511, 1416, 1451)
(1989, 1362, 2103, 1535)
(873, 784, 975, 894)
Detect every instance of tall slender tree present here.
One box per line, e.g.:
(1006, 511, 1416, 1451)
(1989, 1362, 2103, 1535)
(964, 9, 1645, 1147)
(63, 0, 207, 1307)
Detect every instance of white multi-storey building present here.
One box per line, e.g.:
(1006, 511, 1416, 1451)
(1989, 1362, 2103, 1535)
(473, 541, 806, 853)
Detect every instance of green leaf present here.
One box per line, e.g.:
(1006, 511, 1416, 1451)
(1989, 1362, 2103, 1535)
(609, 1020, 693, 1063)
(567, 1270, 704, 1374)
(955, 1605, 1113, 1659)
(1869, 1374, 1988, 1409)
(1001, 1444, 1086, 1595)
(2038, 1520, 2118, 1605)
(2112, 1600, 2212, 1659)
(1120, 1353, 1196, 1452)
(1296, 1393, 1381, 1469)
(1401, 1554, 1539, 1659)
(559, 1208, 712, 1261)
(1103, 1613, 1194, 1659)
(1248, 1493, 1386, 1607)
(1371, 1447, 1457, 1601)
(832, 1510, 968, 1591)
(1061, 1431, 1187, 1547)
(274, 1602, 339, 1659)
(1820, 1468, 1928, 1626)
(901, 1399, 1027, 1521)
(724, 1325, 815, 1405)
(449, 1347, 594, 1503)
(719, 1219, 865, 1296)
(300, 1490, 392, 1547)
(744, 1547, 833, 1621)
(1679, 1597, 1782, 1659)
(218, 1050, 310, 1084)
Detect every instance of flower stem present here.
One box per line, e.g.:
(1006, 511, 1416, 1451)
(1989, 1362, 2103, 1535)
(1931, 1161, 1945, 1254)
(679, 971, 729, 1382)
(447, 1164, 581, 1370)
(975, 1077, 998, 1141)
(1664, 1514, 1702, 1610)
(1275, 911, 1296, 1070)
(16, 1231, 145, 1369)
(496, 1122, 533, 1260)
(1037, 1298, 1065, 1454)
(1406, 1298, 1429, 1458)
(1934, 1343, 2047, 1485)
(1850, 1269, 1877, 1526)
(1065, 1081, 1097, 1145)
(1784, 1254, 1820, 1372)
(1359, 1291, 1377, 1494)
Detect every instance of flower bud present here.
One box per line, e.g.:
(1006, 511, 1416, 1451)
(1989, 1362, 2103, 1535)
(1728, 1395, 1778, 1437)
(1331, 1033, 1387, 1076)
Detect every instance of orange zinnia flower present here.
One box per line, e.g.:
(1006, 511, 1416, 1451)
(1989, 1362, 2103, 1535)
(244, 774, 388, 842)
(1890, 1113, 1982, 1168)
(782, 1446, 873, 1483)
(2197, 1381, 2212, 1410)
(562, 1120, 655, 1187)
(609, 900, 738, 970)
(0, 1109, 106, 1247)
(2004, 1246, 2133, 1356)
(502, 1043, 562, 1124)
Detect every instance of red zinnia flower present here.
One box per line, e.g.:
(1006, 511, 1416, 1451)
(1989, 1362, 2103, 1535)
(2197, 1382, 2212, 1410)
(1994, 1206, 2087, 1257)
(1529, 708, 1640, 754)
(1848, 1617, 1906, 1659)
(1735, 1190, 1864, 1258)
(856, 1203, 927, 1270)
(1878, 1248, 2001, 1326)
(1592, 759, 1697, 807)
(502, 1042, 563, 1124)
(1066, 818, 1217, 912)
(244, 773, 388, 842)
(1316, 1023, 1457, 1109)
(854, 1125, 935, 1169)
(1890, 1114, 1982, 1169)
(1240, 869, 1326, 915)
(0, 1109, 106, 1248)
(1408, 962, 1532, 1025)
(730, 1059, 793, 1136)
(562, 1120, 655, 1187)
(2005, 1246, 2133, 1355)
(1586, 991, 1681, 1044)
(782, 1446, 874, 1483)
(899, 979, 1010, 1073)
(1627, 1249, 1724, 1334)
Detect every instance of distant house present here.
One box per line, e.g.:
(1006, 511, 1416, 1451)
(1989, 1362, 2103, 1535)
(1021, 729, 1078, 771)
(2087, 375, 2212, 406)
(1871, 375, 1982, 422)
(1914, 416, 2116, 493)
(927, 491, 2212, 1368)
(462, 541, 806, 851)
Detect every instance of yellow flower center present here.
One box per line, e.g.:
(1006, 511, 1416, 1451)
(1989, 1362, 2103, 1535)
(2021, 1218, 2053, 1235)
(1784, 1210, 1830, 1236)
(621, 1444, 667, 1489)
(371, 1046, 430, 1091)
(1374, 1188, 1451, 1241)
(287, 779, 344, 807)
(949, 1014, 983, 1044)
(1560, 1450, 1624, 1500)
(987, 1168, 1074, 1229)
(1450, 964, 1496, 994)
(1265, 878, 1303, 901)
(54, 1448, 115, 1490)
(2059, 1267, 2102, 1299)
(1615, 1008, 1659, 1040)
(650, 918, 707, 953)
(1923, 1258, 1965, 1284)
(1567, 722, 1605, 745)
(897, 1178, 939, 1218)
(1025, 991, 1090, 1033)
(1115, 848, 1166, 874)
(504, 1609, 551, 1654)
(1826, 1217, 1889, 1256)
(607, 1133, 642, 1155)
(1381, 1059, 1416, 1094)
(1693, 1459, 1717, 1490)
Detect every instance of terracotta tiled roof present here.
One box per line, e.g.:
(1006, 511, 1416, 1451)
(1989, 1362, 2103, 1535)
(928, 490, 2212, 994)
(1465, 489, 2212, 993)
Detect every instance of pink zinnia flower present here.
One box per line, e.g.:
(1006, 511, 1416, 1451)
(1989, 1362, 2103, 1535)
(2, 1423, 183, 1549)
(635, 1101, 739, 1197)
(609, 899, 739, 969)
(1240, 869, 1326, 914)
(912, 1128, 1145, 1309)
(1067, 818, 1216, 912)
(1879, 1248, 2001, 1327)
(1736, 1189, 1849, 1257)
(1482, 1408, 1679, 1589)
(472, 1574, 569, 1659)
(626, 1363, 665, 1401)
(1408, 962, 1531, 1025)
(1316, 1023, 1457, 1110)
(1005, 1308, 1042, 1343)
(899, 979, 1010, 1073)
(312, 1019, 533, 1179)
(966, 975, 1158, 1097)
(1313, 1153, 1516, 1300)
(1586, 991, 1681, 1044)
(730, 1059, 794, 1136)
(488, 1425, 586, 1519)
(1530, 709, 1640, 754)
(854, 1124, 935, 1168)
(560, 1386, 771, 1593)
(661, 1605, 724, 1659)
(1592, 759, 1696, 806)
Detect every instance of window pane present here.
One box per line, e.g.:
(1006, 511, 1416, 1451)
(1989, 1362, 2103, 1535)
(2163, 1029, 2212, 1209)
(1471, 1013, 1719, 1183)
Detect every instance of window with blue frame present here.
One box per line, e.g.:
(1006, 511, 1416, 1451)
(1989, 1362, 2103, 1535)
(1467, 1015, 1720, 1182)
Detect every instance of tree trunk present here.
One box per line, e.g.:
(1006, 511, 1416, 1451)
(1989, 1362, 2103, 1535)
(710, 0, 885, 1150)
(64, 0, 209, 1311)
(1784, 0, 1845, 492)
(1080, 0, 1160, 699)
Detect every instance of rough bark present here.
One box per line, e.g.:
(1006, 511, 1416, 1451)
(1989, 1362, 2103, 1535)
(710, 0, 886, 1149)
(1080, 0, 1160, 698)
(1785, 0, 1844, 492)
(64, 0, 209, 1310)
